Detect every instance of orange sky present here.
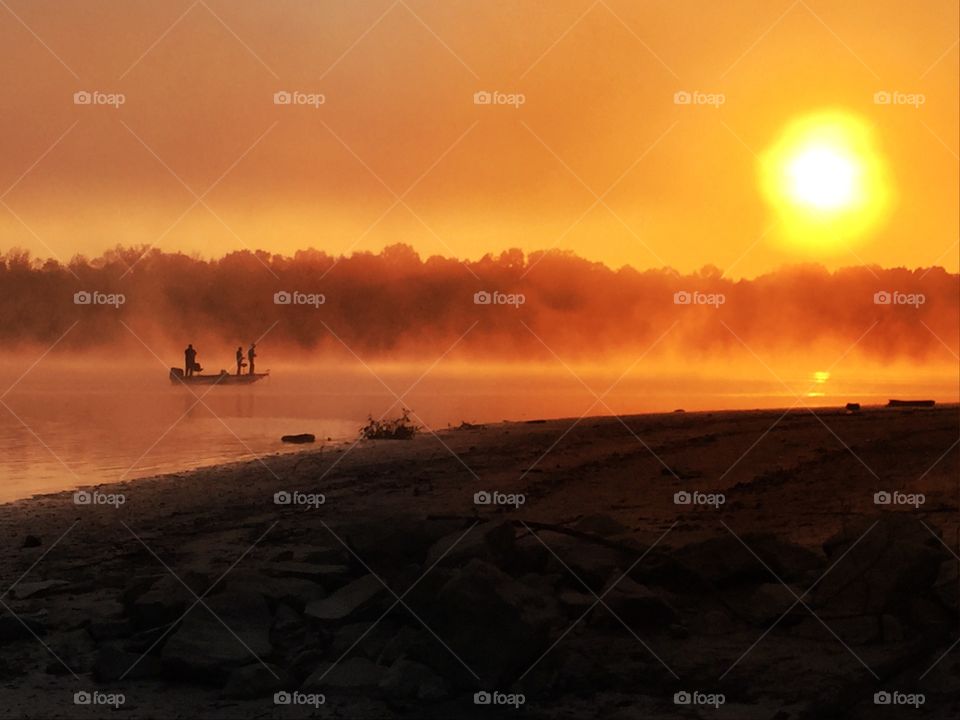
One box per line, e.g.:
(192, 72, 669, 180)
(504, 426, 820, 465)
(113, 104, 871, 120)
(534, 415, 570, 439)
(0, 0, 957, 277)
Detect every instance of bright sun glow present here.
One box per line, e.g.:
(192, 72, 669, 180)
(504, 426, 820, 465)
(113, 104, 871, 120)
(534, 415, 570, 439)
(761, 111, 891, 251)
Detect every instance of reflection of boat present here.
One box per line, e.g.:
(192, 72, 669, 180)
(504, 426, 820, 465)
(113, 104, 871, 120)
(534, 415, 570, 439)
(169, 367, 268, 386)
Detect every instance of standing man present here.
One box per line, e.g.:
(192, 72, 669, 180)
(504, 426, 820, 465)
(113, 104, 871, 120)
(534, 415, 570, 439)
(235, 346, 244, 376)
(184, 344, 197, 377)
(247, 343, 256, 375)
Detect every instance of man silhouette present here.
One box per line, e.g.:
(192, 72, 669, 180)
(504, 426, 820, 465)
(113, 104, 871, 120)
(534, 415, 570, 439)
(247, 343, 256, 375)
(184, 344, 197, 377)
(235, 346, 244, 376)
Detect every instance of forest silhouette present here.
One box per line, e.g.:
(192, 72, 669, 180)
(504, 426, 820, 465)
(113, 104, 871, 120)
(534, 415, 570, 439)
(0, 244, 955, 361)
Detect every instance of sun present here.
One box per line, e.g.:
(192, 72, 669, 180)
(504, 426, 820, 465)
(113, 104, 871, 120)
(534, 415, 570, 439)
(760, 111, 891, 251)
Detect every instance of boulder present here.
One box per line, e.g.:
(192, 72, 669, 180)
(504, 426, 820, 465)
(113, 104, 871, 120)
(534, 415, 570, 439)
(0, 614, 44, 642)
(428, 559, 557, 684)
(379, 658, 447, 701)
(304, 575, 387, 622)
(161, 591, 272, 681)
(11, 580, 69, 600)
(46, 628, 96, 674)
(813, 515, 948, 618)
(425, 520, 516, 569)
(263, 562, 351, 587)
(88, 619, 133, 643)
(675, 533, 822, 588)
(127, 575, 196, 628)
(225, 572, 325, 612)
(596, 577, 677, 628)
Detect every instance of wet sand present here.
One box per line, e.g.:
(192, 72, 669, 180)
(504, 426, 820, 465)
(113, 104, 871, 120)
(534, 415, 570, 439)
(0, 404, 957, 718)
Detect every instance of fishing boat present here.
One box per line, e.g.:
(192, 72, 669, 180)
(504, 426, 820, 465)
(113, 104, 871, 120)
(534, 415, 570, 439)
(169, 367, 268, 385)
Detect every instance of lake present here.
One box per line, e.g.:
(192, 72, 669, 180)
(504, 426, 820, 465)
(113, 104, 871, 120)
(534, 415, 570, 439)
(0, 359, 954, 502)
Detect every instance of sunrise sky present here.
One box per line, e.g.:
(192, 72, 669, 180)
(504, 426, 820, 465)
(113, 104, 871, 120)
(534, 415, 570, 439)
(0, 0, 957, 277)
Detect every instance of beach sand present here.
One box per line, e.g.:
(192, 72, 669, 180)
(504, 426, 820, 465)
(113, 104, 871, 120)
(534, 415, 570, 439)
(0, 405, 957, 718)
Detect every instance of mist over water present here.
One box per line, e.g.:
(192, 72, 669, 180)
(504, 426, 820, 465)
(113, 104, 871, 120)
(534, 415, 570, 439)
(0, 357, 955, 503)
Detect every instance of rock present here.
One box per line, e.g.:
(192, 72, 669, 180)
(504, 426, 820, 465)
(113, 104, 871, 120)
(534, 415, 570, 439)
(813, 515, 948, 618)
(222, 663, 287, 699)
(127, 574, 196, 628)
(933, 559, 958, 610)
(304, 575, 386, 622)
(724, 583, 796, 625)
(11, 580, 70, 600)
(543, 537, 631, 592)
(264, 562, 351, 586)
(596, 577, 677, 628)
(880, 614, 903, 643)
(675, 534, 823, 588)
(328, 621, 398, 660)
(161, 591, 272, 681)
(343, 516, 464, 568)
(791, 615, 879, 645)
(304, 656, 384, 692)
(425, 519, 516, 568)
(379, 658, 447, 701)
(46, 628, 96, 674)
(226, 571, 325, 612)
(573, 514, 629, 537)
(558, 590, 595, 613)
(21, 535, 41, 548)
(379, 626, 428, 666)
(281, 433, 315, 444)
(88, 619, 134, 643)
(93, 646, 162, 681)
(429, 559, 557, 684)
(0, 614, 44, 641)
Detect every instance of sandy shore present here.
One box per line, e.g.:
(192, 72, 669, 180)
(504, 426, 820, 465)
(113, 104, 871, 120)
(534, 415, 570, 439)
(0, 405, 957, 718)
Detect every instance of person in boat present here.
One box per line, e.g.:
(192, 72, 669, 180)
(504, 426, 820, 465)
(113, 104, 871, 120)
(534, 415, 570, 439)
(235, 346, 244, 376)
(247, 343, 257, 375)
(184, 344, 198, 377)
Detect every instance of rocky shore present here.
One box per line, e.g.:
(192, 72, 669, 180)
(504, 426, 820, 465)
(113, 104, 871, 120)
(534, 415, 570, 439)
(0, 405, 957, 718)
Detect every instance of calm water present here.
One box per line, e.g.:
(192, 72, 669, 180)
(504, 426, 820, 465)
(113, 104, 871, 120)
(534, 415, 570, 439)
(0, 361, 955, 502)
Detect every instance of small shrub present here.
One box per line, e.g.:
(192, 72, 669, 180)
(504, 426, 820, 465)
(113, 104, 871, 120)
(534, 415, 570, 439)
(359, 409, 420, 440)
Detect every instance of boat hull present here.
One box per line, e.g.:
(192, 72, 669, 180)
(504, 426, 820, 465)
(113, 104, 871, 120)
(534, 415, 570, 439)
(169, 368, 268, 386)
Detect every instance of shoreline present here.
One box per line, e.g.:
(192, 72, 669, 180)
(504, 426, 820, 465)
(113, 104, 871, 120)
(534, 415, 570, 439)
(5, 401, 957, 511)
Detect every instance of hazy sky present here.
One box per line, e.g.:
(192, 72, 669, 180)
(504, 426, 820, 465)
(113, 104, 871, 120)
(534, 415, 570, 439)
(0, 0, 957, 277)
